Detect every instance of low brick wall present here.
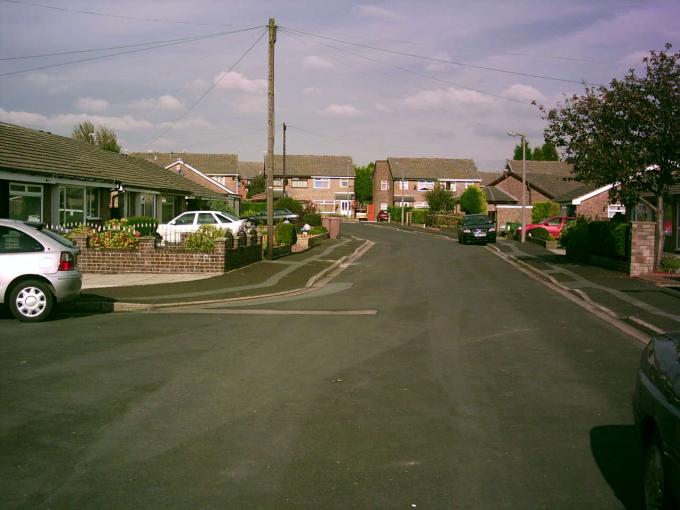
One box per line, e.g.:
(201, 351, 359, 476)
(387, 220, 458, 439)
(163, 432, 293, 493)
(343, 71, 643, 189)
(292, 232, 329, 253)
(630, 222, 656, 276)
(72, 234, 262, 274)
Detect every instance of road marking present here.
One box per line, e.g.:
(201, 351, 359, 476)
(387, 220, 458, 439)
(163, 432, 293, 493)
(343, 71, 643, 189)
(154, 308, 378, 316)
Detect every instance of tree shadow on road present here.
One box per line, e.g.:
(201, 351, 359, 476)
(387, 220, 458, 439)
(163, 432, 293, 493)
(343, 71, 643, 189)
(590, 425, 644, 509)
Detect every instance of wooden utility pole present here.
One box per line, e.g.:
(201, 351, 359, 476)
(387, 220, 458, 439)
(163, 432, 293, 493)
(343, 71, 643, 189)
(282, 122, 287, 197)
(266, 18, 276, 260)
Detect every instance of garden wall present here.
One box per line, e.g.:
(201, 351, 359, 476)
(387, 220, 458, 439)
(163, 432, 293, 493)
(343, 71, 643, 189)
(71, 234, 262, 274)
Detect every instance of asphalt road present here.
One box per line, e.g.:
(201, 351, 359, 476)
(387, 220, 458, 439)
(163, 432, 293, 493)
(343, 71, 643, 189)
(0, 223, 646, 509)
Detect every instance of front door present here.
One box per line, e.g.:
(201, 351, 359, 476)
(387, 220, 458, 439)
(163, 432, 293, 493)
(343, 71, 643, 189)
(339, 200, 351, 217)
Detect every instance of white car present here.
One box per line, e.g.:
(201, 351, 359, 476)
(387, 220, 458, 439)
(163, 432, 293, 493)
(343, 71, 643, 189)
(156, 211, 245, 242)
(0, 219, 82, 322)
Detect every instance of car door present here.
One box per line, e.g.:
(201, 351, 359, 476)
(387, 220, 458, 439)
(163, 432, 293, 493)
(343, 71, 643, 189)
(545, 217, 562, 237)
(0, 226, 49, 302)
(164, 212, 196, 242)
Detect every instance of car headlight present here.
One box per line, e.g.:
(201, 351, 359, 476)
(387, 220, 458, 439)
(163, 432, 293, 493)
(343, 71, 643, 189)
(463, 228, 471, 233)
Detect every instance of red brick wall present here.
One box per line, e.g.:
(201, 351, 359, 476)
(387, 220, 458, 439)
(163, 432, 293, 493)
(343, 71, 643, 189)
(496, 206, 533, 228)
(168, 163, 228, 195)
(575, 191, 610, 220)
(629, 222, 656, 276)
(71, 234, 262, 274)
(494, 174, 549, 204)
(372, 160, 393, 209)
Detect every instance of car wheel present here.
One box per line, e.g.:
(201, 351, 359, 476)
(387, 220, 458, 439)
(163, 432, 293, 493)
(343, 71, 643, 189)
(643, 434, 673, 510)
(9, 280, 54, 322)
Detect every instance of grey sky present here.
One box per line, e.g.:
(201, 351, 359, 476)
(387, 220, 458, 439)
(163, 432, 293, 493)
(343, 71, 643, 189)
(1, 0, 678, 169)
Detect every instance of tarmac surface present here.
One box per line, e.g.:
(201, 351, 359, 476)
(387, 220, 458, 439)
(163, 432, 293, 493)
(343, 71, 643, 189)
(67, 221, 680, 340)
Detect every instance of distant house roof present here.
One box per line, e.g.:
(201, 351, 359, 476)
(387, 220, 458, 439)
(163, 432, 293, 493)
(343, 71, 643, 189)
(271, 155, 354, 177)
(0, 123, 224, 199)
(387, 158, 479, 180)
(484, 186, 517, 204)
(506, 160, 573, 176)
(479, 171, 502, 186)
(238, 161, 263, 178)
(130, 152, 239, 175)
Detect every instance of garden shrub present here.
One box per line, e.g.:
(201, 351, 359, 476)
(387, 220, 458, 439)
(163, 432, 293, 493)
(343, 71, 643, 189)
(275, 196, 304, 217)
(411, 208, 428, 224)
(275, 222, 297, 246)
(240, 202, 266, 217)
(559, 217, 589, 253)
(560, 218, 630, 261)
(303, 213, 322, 226)
(531, 201, 561, 223)
(207, 200, 236, 216)
(185, 225, 226, 252)
(427, 213, 462, 228)
(388, 206, 411, 221)
(459, 185, 487, 214)
(126, 216, 158, 236)
(309, 226, 328, 235)
(527, 227, 554, 241)
(504, 221, 520, 237)
(660, 255, 680, 273)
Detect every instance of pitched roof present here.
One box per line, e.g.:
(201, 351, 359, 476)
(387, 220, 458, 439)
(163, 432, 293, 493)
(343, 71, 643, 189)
(387, 158, 479, 180)
(527, 173, 585, 199)
(484, 186, 517, 204)
(553, 183, 601, 203)
(479, 171, 502, 186)
(129, 152, 239, 175)
(238, 161, 263, 178)
(506, 160, 573, 176)
(271, 155, 354, 177)
(0, 122, 224, 199)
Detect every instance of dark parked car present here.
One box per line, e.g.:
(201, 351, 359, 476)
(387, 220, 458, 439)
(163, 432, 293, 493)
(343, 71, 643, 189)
(457, 214, 496, 244)
(376, 210, 389, 222)
(633, 331, 680, 509)
(244, 208, 299, 227)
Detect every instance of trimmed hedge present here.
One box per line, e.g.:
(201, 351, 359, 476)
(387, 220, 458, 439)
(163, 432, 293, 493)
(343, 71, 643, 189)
(561, 218, 630, 261)
(411, 208, 428, 224)
(388, 206, 411, 221)
(527, 227, 554, 241)
(531, 201, 560, 223)
(309, 226, 328, 235)
(427, 213, 462, 228)
(185, 225, 226, 252)
(126, 216, 158, 236)
(275, 222, 297, 246)
(275, 196, 304, 217)
(303, 213, 322, 226)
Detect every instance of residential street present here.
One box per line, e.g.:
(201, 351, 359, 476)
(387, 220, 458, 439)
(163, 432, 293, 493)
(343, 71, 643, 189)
(1, 223, 646, 509)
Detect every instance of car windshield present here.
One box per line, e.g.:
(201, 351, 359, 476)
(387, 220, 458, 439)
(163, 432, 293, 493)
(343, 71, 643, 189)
(463, 215, 492, 226)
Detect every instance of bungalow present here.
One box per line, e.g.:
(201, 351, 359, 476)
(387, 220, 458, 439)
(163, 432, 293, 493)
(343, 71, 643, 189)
(372, 157, 480, 211)
(129, 152, 241, 213)
(0, 122, 226, 225)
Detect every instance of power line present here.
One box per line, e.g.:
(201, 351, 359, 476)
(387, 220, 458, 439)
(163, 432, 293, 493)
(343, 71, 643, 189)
(0, 27, 263, 78)
(1, 0, 239, 27)
(0, 26, 264, 61)
(282, 30, 531, 106)
(282, 26, 598, 86)
(143, 29, 267, 151)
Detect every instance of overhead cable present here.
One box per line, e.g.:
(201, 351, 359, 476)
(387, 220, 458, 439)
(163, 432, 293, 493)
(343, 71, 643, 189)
(282, 26, 597, 86)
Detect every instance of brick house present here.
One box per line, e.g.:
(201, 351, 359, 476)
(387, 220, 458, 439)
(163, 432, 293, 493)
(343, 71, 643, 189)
(269, 154, 356, 216)
(372, 157, 480, 211)
(488, 160, 624, 226)
(130, 152, 241, 213)
(1, 122, 226, 226)
(236, 161, 264, 199)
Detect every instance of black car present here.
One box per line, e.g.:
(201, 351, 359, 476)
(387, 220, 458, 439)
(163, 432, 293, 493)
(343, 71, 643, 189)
(457, 214, 496, 244)
(244, 208, 299, 227)
(634, 331, 680, 509)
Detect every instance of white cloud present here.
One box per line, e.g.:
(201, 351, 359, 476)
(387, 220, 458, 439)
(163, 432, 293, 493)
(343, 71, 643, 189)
(25, 73, 69, 94)
(425, 53, 452, 73)
(214, 71, 266, 93)
(303, 86, 320, 95)
(404, 87, 492, 110)
(352, 4, 403, 20)
(0, 108, 153, 131)
(320, 103, 360, 116)
(75, 97, 109, 112)
(158, 117, 211, 129)
(186, 78, 209, 92)
(130, 94, 184, 111)
(502, 84, 546, 103)
(374, 102, 393, 113)
(232, 96, 266, 114)
(303, 55, 334, 70)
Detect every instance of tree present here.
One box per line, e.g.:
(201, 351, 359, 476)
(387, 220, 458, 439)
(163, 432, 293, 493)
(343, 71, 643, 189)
(513, 141, 532, 160)
(71, 121, 121, 153)
(459, 185, 487, 214)
(246, 173, 265, 198)
(354, 162, 374, 204)
(425, 183, 455, 213)
(539, 44, 679, 268)
(512, 140, 558, 161)
(531, 201, 561, 223)
(541, 142, 559, 161)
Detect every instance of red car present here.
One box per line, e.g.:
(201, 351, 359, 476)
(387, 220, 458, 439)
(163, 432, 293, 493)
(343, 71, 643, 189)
(376, 210, 389, 222)
(521, 216, 575, 239)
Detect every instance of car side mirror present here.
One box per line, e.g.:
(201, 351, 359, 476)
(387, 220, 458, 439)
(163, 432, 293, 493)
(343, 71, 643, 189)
(169, 220, 175, 225)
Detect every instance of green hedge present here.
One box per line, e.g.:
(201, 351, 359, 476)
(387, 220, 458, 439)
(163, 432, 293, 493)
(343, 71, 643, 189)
(275, 222, 297, 246)
(240, 202, 267, 217)
(427, 213, 462, 228)
(561, 218, 630, 261)
(411, 208, 428, 224)
(527, 227, 554, 241)
(185, 225, 226, 252)
(303, 213, 322, 226)
(275, 196, 304, 217)
(388, 206, 411, 220)
(309, 226, 328, 235)
(531, 201, 561, 223)
(126, 216, 158, 236)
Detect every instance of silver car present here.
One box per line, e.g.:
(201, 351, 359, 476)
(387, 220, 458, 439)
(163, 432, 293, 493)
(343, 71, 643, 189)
(0, 219, 82, 322)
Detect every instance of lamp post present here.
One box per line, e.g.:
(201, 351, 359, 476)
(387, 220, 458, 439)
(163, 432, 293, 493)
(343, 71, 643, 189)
(507, 131, 527, 243)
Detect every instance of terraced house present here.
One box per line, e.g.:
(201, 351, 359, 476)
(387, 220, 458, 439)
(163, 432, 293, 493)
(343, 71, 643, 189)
(372, 157, 481, 211)
(0, 122, 226, 225)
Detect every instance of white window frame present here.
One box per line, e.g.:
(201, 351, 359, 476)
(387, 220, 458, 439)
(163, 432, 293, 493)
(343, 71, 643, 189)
(380, 180, 389, 191)
(416, 180, 434, 191)
(291, 178, 308, 188)
(399, 180, 409, 191)
(380, 202, 388, 211)
(339, 178, 349, 188)
(313, 199, 335, 213)
(9, 182, 43, 222)
(273, 178, 283, 187)
(313, 178, 330, 189)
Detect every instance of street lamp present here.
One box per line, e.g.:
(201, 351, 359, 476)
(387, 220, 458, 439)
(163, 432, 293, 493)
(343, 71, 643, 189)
(507, 131, 527, 243)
